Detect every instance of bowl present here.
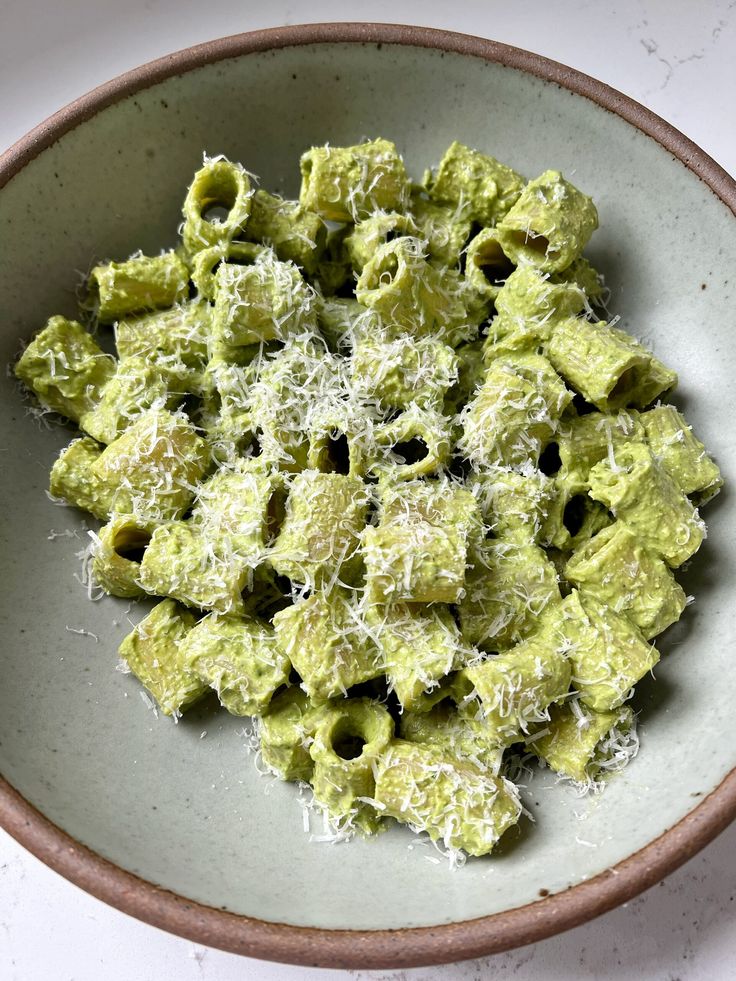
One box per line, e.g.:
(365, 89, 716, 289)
(1, 23, 735, 970)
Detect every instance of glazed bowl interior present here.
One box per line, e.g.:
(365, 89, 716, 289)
(0, 26, 735, 967)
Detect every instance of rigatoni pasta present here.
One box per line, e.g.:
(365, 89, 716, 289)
(15, 142, 721, 862)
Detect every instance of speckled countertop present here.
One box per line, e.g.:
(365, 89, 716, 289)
(1, 2, 735, 978)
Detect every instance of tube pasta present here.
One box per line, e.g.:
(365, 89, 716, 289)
(565, 522, 687, 639)
(309, 698, 394, 833)
(547, 318, 677, 411)
(364, 480, 481, 605)
(182, 157, 253, 255)
(366, 602, 462, 711)
(14, 140, 721, 858)
(90, 409, 210, 524)
(495, 170, 598, 273)
(88, 250, 189, 323)
(190, 241, 266, 301)
(244, 189, 326, 275)
(455, 622, 571, 743)
(458, 353, 571, 468)
(260, 687, 317, 782)
(426, 140, 525, 226)
(49, 437, 113, 520)
(272, 588, 383, 703)
(182, 613, 289, 716)
(559, 590, 658, 711)
(92, 515, 151, 598)
(410, 192, 473, 267)
(118, 599, 207, 716)
(458, 538, 561, 652)
(530, 702, 637, 784)
(212, 251, 317, 353)
(588, 442, 705, 568)
(114, 301, 211, 380)
(15, 316, 115, 423)
(355, 236, 468, 344)
(269, 471, 369, 587)
(374, 741, 522, 857)
(299, 138, 410, 222)
(641, 404, 722, 503)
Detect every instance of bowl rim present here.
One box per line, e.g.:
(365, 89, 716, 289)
(1, 21, 735, 970)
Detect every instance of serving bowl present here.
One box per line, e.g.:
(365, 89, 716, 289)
(0, 23, 734, 969)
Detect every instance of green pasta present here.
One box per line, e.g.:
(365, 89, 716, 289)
(190, 241, 265, 301)
(272, 588, 383, 703)
(244, 189, 326, 274)
(409, 193, 473, 267)
(16, 316, 115, 423)
(374, 741, 522, 857)
(49, 437, 113, 520)
(364, 479, 480, 604)
(182, 613, 289, 716)
(366, 601, 462, 711)
(211, 251, 317, 354)
(355, 237, 469, 344)
(495, 170, 598, 273)
(547, 318, 677, 411)
(138, 520, 252, 615)
(91, 515, 150, 598)
(459, 537, 561, 651)
(119, 600, 207, 717)
(529, 702, 637, 785)
(299, 138, 410, 222)
(182, 157, 253, 255)
(559, 590, 659, 711)
(309, 698, 394, 833)
(458, 353, 572, 468)
(588, 442, 704, 567)
(641, 404, 722, 502)
(565, 522, 687, 639)
(269, 471, 369, 586)
(88, 250, 189, 323)
(90, 409, 210, 525)
(260, 687, 317, 782)
(15, 140, 721, 860)
(455, 620, 571, 743)
(425, 140, 525, 225)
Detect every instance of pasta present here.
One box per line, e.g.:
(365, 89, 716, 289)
(15, 142, 721, 861)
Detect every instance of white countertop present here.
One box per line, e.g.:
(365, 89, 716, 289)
(1, 2, 734, 978)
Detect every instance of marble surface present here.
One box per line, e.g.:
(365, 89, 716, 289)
(1, 1, 734, 978)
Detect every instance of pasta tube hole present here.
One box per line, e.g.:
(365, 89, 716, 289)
(235, 430, 262, 460)
(264, 487, 288, 545)
(448, 453, 471, 480)
(112, 525, 151, 565)
(572, 391, 597, 416)
(562, 496, 587, 537)
(391, 437, 428, 466)
(331, 717, 369, 761)
(85, 274, 101, 313)
(300, 157, 313, 194)
(472, 239, 515, 285)
(323, 431, 351, 475)
(181, 394, 205, 426)
(199, 172, 240, 225)
(608, 367, 639, 403)
(378, 253, 400, 287)
(507, 229, 550, 257)
(202, 205, 231, 224)
(538, 441, 562, 476)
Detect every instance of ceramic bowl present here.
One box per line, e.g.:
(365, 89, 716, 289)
(0, 23, 734, 970)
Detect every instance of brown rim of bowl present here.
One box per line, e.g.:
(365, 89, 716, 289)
(1, 22, 735, 970)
